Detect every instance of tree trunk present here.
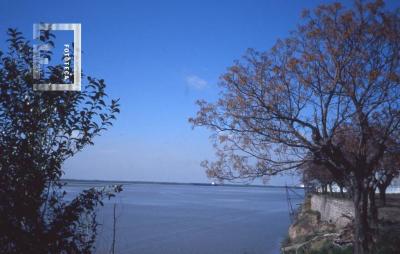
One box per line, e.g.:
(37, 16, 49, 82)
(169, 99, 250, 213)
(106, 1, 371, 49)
(111, 203, 117, 254)
(368, 188, 378, 243)
(353, 184, 371, 254)
(339, 186, 344, 198)
(378, 185, 387, 206)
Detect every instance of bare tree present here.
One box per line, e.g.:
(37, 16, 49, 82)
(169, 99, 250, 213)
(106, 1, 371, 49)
(190, 1, 400, 253)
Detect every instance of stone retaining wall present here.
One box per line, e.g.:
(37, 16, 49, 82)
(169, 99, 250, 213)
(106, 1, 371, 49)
(310, 194, 354, 228)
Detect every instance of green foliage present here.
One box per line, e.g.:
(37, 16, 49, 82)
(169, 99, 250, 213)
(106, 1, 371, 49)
(0, 28, 121, 253)
(308, 244, 353, 254)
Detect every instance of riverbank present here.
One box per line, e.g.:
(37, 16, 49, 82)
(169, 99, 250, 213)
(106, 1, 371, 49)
(282, 194, 400, 254)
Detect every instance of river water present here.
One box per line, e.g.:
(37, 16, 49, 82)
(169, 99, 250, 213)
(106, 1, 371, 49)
(65, 183, 302, 254)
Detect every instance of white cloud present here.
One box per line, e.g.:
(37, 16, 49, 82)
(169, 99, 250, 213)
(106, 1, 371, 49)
(186, 75, 207, 90)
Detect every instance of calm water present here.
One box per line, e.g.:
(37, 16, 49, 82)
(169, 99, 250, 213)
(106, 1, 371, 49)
(66, 183, 301, 254)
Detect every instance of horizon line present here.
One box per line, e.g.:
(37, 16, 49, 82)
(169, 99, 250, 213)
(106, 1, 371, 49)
(61, 178, 303, 188)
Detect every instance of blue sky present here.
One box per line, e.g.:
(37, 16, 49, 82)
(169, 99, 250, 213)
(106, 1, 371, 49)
(1, 0, 398, 185)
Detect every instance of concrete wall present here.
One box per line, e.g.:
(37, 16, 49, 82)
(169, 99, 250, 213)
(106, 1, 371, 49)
(310, 194, 354, 228)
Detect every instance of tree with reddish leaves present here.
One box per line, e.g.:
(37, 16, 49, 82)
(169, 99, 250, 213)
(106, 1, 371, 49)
(190, 1, 400, 253)
(301, 159, 343, 195)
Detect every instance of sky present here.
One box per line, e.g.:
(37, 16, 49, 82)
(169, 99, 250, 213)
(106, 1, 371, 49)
(1, 0, 398, 185)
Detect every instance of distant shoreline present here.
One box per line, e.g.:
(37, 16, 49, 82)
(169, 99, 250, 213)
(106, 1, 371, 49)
(61, 178, 303, 189)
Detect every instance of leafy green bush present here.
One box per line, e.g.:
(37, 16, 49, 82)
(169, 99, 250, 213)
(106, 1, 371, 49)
(0, 28, 121, 253)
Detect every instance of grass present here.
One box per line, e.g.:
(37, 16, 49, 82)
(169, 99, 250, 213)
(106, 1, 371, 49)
(373, 221, 400, 254)
(308, 244, 353, 254)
